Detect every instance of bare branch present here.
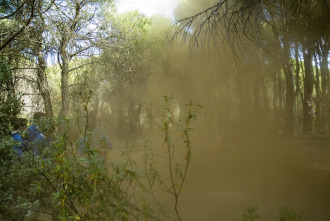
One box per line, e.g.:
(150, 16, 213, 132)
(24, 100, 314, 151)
(0, 2, 25, 19)
(10, 67, 38, 71)
(69, 44, 95, 58)
(68, 60, 100, 73)
(170, 0, 264, 55)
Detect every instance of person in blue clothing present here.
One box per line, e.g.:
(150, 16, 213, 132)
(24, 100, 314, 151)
(11, 118, 28, 157)
(78, 110, 113, 155)
(27, 112, 48, 156)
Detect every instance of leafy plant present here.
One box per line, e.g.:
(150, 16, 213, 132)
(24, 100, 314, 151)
(279, 204, 304, 221)
(241, 205, 259, 221)
(0, 94, 202, 220)
(0, 56, 26, 220)
(159, 96, 202, 221)
(0, 56, 22, 137)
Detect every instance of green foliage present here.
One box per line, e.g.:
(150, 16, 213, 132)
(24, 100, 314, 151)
(160, 96, 202, 220)
(279, 204, 304, 221)
(0, 0, 11, 13)
(0, 56, 25, 219)
(241, 206, 259, 221)
(240, 204, 305, 221)
(108, 141, 168, 220)
(0, 95, 201, 220)
(0, 139, 48, 220)
(98, 11, 163, 137)
(0, 56, 22, 137)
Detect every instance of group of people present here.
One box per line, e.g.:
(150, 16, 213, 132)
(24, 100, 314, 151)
(11, 110, 113, 157)
(11, 112, 50, 157)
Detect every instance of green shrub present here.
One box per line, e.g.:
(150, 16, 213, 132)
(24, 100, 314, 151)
(241, 206, 259, 221)
(279, 204, 304, 221)
(1, 96, 201, 220)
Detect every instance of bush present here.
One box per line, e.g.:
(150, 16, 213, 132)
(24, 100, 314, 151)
(0, 56, 22, 137)
(279, 204, 304, 221)
(0, 97, 201, 220)
(241, 206, 259, 221)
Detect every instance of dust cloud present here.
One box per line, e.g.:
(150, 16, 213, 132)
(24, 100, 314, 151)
(108, 132, 330, 220)
(105, 38, 330, 220)
(100, 1, 330, 220)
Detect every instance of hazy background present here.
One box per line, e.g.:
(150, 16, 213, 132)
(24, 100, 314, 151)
(5, 0, 329, 220)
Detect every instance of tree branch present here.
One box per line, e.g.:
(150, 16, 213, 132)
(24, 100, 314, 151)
(0, 0, 36, 51)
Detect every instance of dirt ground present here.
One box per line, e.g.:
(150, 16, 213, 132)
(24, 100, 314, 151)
(172, 134, 330, 221)
(36, 134, 330, 221)
(111, 133, 330, 221)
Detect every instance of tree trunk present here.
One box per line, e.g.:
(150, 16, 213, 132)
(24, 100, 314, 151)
(273, 70, 278, 115)
(302, 46, 314, 134)
(128, 101, 138, 134)
(59, 37, 70, 118)
(261, 68, 269, 114)
(36, 42, 53, 118)
(128, 86, 141, 135)
(258, 54, 270, 134)
(147, 99, 153, 131)
(57, 2, 82, 118)
(31, 6, 53, 119)
(116, 88, 125, 136)
(236, 64, 251, 134)
(294, 42, 301, 97)
(282, 37, 295, 136)
(320, 48, 329, 131)
(314, 53, 321, 132)
(278, 71, 283, 115)
(253, 73, 261, 118)
(294, 42, 301, 132)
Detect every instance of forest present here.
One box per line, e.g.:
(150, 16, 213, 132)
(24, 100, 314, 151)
(0, 0, 330, 220)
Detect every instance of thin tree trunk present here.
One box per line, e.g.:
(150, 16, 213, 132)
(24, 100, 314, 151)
(302, 46, 314, 134)
(320, 48, 329, 131)
(261, 68, 269, 114)
(36, 51, 53, 118)
(236, 64, 250, 134)
(314, 53, 321, 132)
(116, 88, 125, 136)
(293, 42, 301, 133)
(273, 70, 278, 115)
(35, 23, 53, 118)
(59, 37, 70, 118)
(278, 71, 283, 115)
(147, 99, 153, 131)
(128, 86, 141, 135)
(294, 42, 301, 97)
(259, 49, 269, 114)
(282, 36, 295, 136)
(58, 3, 81, 118)
(253, 73, 261, 118)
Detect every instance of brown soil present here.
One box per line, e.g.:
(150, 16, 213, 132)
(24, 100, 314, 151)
(109, 134, 330, 220)
(174, 135, 330, 221)
(36, 134, 330, 221)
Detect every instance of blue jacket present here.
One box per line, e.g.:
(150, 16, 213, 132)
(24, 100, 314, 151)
(27, 124, 48, 156)
(11, 132, 25, 157)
